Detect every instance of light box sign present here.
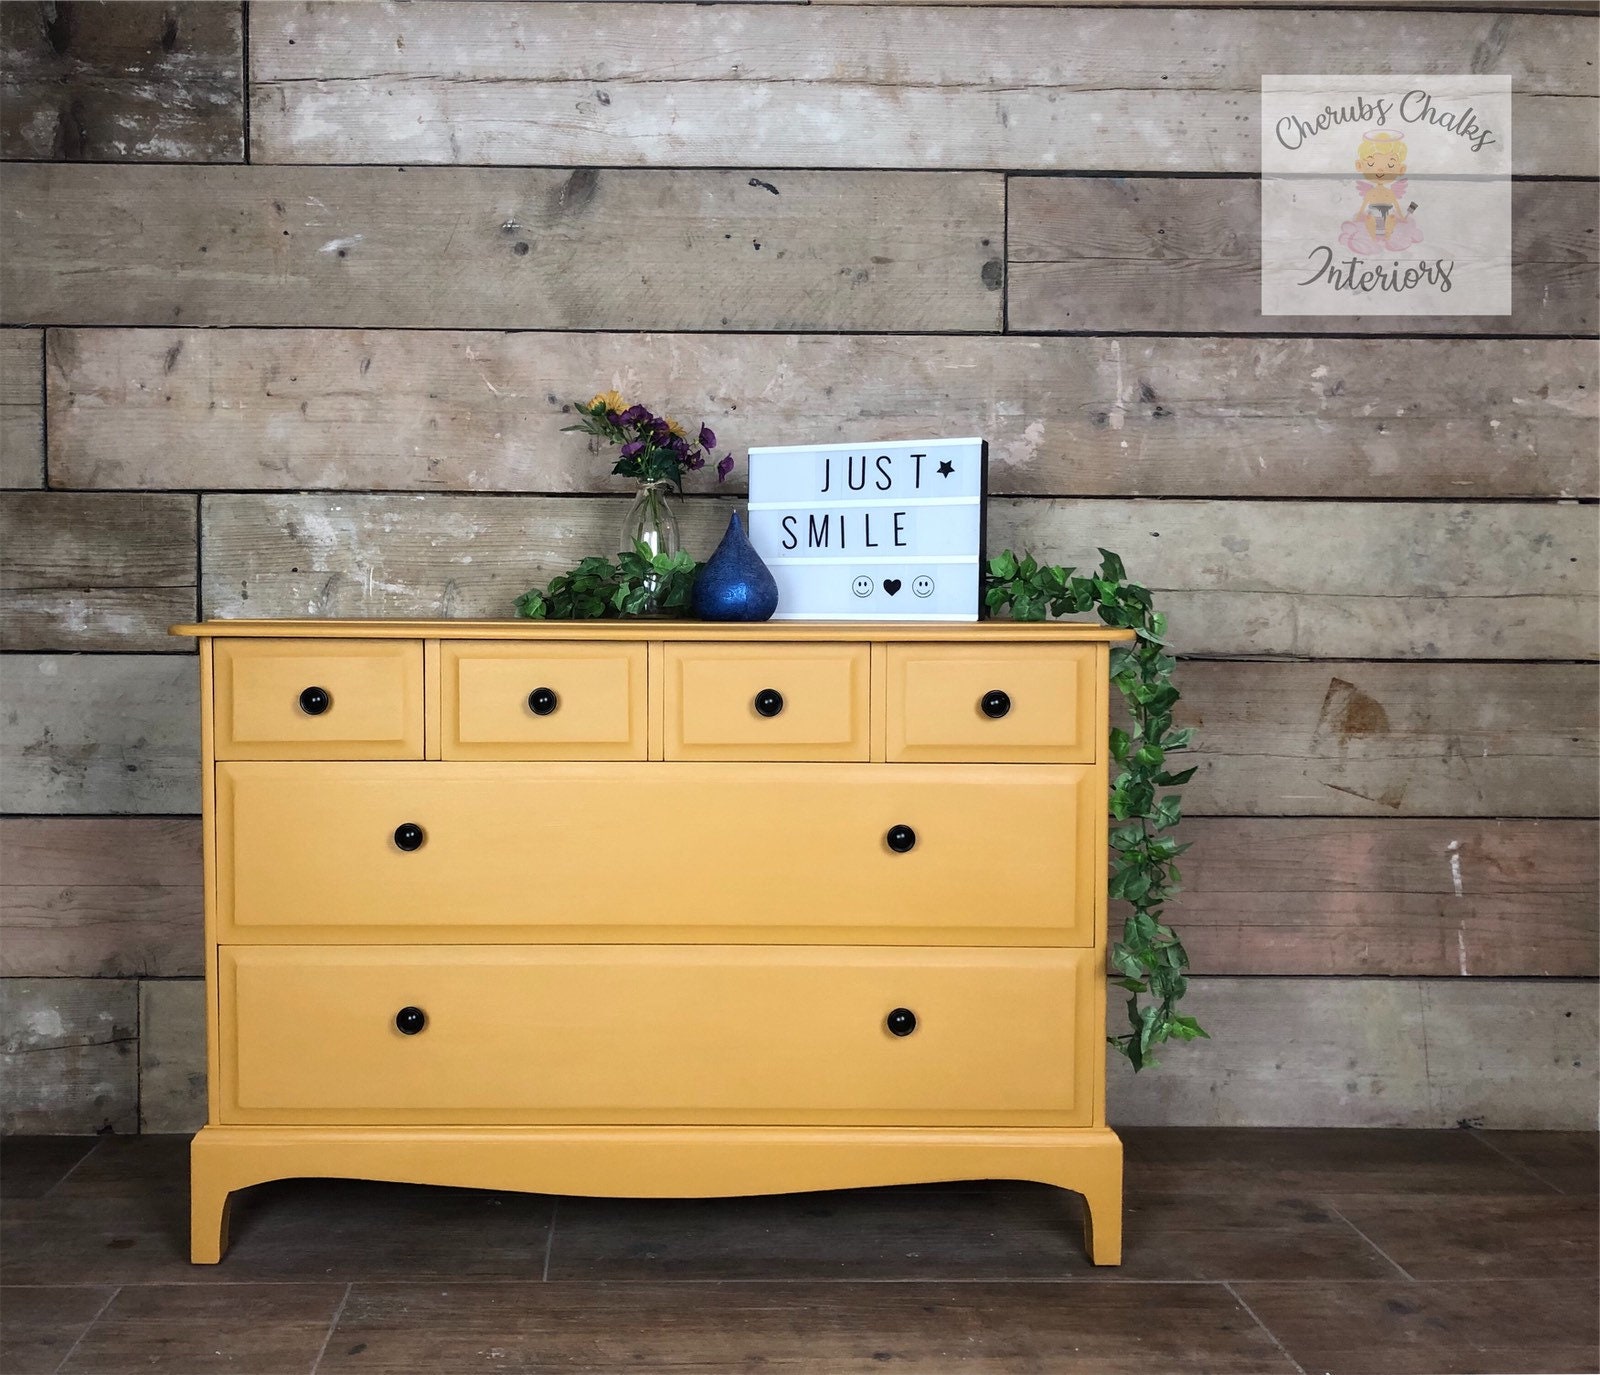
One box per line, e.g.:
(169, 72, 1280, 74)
(746, 438, 987, 621)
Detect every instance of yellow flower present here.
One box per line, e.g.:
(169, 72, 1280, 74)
(587, 390, 625, 414)
(665, 416, 687, 438)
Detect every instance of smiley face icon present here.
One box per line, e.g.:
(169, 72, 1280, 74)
(911, 575, 935, 599)
(852, 575, 875, 598)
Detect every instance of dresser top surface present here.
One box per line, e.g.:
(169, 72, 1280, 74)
(171, 619, 1134, 643)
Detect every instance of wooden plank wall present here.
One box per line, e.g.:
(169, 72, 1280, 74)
(1, 0, 1595, 1133)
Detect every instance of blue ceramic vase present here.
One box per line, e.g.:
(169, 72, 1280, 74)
(693, 511, 779, 621)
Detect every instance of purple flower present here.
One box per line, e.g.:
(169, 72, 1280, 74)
(669, 433, 689, 454)
(686, 453, 706, 470)
(618, 405, 651, 426)
(716, 454, 735, 482)
(699, 424, 717, 451)
(619, 440, 645, 459)
(649, 418, 671, 442)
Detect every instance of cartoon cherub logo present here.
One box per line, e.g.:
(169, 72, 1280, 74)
(1337, 130, 1422, 255)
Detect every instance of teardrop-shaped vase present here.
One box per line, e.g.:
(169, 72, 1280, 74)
(692, 511, 779, 621)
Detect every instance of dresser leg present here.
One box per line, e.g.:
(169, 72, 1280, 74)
(1058, 1131, 1123, 1266)
(1080, 1179, 1122, 1266)
(189, 1148, 234, 1265)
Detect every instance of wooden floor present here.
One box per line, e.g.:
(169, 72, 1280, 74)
(0, 1129, 1594, 1375)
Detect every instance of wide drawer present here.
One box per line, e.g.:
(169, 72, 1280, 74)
(220, 945, 1095, 1126)
(441, 641, 647, 760)
(215, 761, 1099, 946)
(664, 643, 870, 761)
(887, 644, 1098, 764)
(213, 639, 423, 760)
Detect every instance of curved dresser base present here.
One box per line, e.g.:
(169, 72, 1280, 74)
(190, 1124, 1123, 1266)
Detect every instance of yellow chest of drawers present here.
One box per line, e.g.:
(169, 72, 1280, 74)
(174, 619, 1130, 1265)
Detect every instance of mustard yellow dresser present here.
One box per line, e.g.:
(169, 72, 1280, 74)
(172, 619, 1132, 1265)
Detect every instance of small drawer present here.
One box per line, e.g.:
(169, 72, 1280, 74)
(442, 642, 646, 760)
(213, 639, 423, 760)
(220, 944, 1094, 1126)
(887, 644, 1097, 764)
(665, 643, 870, 761)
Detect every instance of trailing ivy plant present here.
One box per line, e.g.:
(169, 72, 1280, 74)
(516, 538, 1203, 1069)
(515, 543, 701, 620)
(984, 548, 1205, 1069)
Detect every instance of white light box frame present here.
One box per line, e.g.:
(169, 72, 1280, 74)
(745, 438, 988, 621)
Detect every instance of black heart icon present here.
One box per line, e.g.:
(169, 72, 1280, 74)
(883, 579, 902, 596)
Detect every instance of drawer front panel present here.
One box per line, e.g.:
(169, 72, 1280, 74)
(214, 639, 423, 760)
(442, 642, 646, 760)
(665, 644, 870, 761)
(221, 945, 1094, 1126)
(216, 762, 1098, 946)
(888, 644, 1098, 764)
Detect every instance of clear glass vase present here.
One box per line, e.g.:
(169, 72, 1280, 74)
(619, 480, 681, 614)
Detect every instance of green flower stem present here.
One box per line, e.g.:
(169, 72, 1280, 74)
(983, 548, 1205, 1069)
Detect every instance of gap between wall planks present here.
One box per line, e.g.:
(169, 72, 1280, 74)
(242, 3, 1598, 173)
(1, 0, 1595, 1134)
(817, 0, 1600, 7)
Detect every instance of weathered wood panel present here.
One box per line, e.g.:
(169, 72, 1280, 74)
(0, 492, 197, 651)
(0, 329, 43, 488)
(48, 329, 1599, 500)
(1174, 819, 1599, 977)
(0, 978, 137, 1134)
(248, 4, 1598, 175)
(198, 493, 1598, 660)
(0, 165, 1003, 332)
(1001, 499, 1597, 661)
(1176, 661, 1598, 819)
(0, 1, 243, 162)
(0, 655, 200, 815)
(1009, 178, 1598, 336)
(0, 818, 203, 978)
(138, 978, 205, 1133)
(1108, 977, 1598, 1129)
(818, 0, 1600, 9)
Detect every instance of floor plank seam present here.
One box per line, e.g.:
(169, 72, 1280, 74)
(308, 1280, 352, 1375)
(1325, 1202, 1417, 1282)
(49, 1284, 120, 1375)
(1222, 1280, 1308, 1375)
(1470, 1131, 1570, 1194)
(39, 1140, 105, 1202)
(542, 1198, 558, 1282)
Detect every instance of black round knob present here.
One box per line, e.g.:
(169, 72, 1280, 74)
(981, 689, 1011, 719)
(886, 1008, 917, 1037)
(886, 824, 917, 854)
(754, 688, 785, 718)
(528, 686, 559, 716)
(298, 686, 331, 716)
(395, 1006, 427, 1036)
(393, 823, 425, 852)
